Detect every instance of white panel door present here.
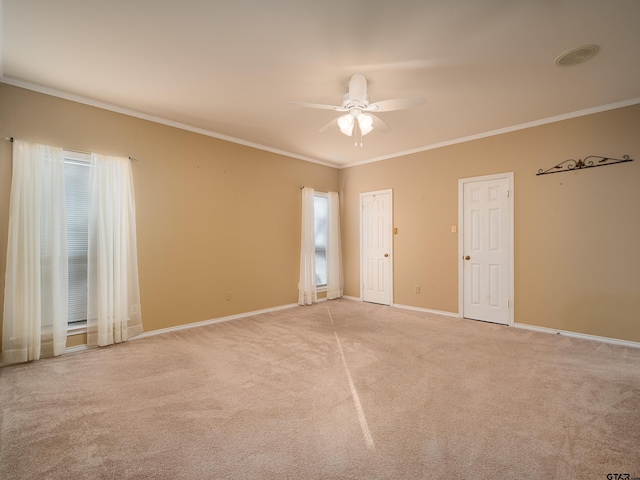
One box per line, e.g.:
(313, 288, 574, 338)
(361, 191, 392, 305)
(462, 176, 511, 325)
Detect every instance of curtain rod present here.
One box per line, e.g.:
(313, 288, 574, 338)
(6, 137, 138, 161)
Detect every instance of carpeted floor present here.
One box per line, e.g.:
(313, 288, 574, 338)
(1, 299, 639, 479)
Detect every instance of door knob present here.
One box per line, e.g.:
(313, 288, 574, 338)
(465, 255, 471, 260)
(384, 253, 389, 257)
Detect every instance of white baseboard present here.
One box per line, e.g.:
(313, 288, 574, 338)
(9, 301, 637, 367)
(131, 303, 299, 340)
(339, 298, 461, 319)
(514, 323, 640, 349)
(390, 306, 640, 349)
(392, 303, 460, 318)
(342, 295, 361, 302)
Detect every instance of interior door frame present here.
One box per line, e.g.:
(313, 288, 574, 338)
(360, 189, 394, 304)
(457, 173, 514, 325)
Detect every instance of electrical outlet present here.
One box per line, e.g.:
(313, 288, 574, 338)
(415, 286, 420, 294)
(225, 292, 232, 301)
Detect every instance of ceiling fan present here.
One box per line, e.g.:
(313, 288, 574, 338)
(290, 74, 426, 146)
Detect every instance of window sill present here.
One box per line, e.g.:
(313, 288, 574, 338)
(67, 321, 87, 336)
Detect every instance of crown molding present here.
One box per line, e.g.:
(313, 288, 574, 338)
(0, 76, 339, 168)
(2, 76, 639, 171)
(341, 96, 640, 169)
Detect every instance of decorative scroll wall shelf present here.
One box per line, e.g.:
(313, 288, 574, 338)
(537, 155, 633, 176)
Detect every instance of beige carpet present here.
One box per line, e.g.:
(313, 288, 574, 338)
(1, 299, 639, 479)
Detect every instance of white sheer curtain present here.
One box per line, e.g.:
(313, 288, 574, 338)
(326, 192, 344, 300)
(298, 187, 317, 305)
(2, 140, 68, 364)
(87, 153, 143, 346)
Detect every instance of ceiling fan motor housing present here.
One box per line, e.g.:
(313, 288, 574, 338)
(342, 93, 370, 110)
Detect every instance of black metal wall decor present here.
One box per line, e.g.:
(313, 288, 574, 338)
(536, 155, 633, 176)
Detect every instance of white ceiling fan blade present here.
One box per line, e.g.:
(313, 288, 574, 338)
(348, 74, 368, 103)
(366, 97, 426, 112)
(289, 101, 347, 112)
(370, 114, 391, 133)
(348, 59, 438, 72)
(318, 117, 340, 133)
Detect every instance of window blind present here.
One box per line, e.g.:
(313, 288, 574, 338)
(313, 194, 328, 287)
(64, 156, 90, 323)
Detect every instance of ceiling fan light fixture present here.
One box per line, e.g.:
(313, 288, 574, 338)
(338, 114, 354, 136)
(358, 113, 374, 136)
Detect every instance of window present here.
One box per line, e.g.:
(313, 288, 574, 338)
(313, 193, 328, 288)
(3, 140, 143, 363)
(63, 152, 91, 324)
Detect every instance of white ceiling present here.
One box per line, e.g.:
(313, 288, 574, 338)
(1, 0, 640, 168)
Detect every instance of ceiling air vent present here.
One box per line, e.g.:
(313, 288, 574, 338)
(555, 45, 599, 66)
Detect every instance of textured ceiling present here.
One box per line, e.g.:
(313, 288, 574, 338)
(1, 0, 640, 167)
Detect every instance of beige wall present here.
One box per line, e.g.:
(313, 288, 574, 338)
(0, 83, 339, 346)
(339, 104, 640, 342)
(1, 82, 639, 348)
